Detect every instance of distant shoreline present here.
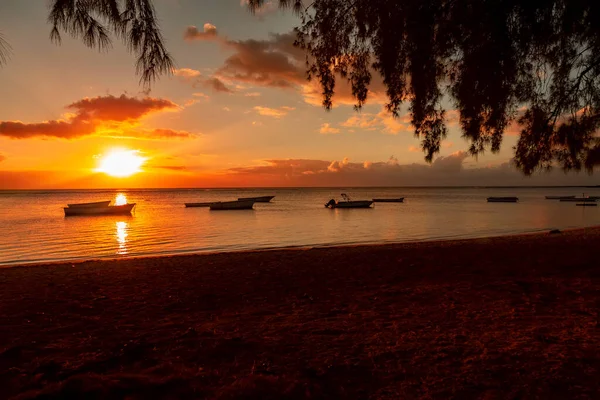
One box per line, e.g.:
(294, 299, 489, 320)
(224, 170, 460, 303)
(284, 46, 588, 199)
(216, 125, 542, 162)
(2, 225, 599, 398)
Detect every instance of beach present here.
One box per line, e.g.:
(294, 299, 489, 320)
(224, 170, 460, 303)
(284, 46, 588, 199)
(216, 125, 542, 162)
(1, 228, 599, 399)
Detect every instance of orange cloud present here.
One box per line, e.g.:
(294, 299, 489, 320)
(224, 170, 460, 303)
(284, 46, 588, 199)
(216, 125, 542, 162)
(0, 95, 188, 140)
(253, 106, 294, 118)
(174, 68, 202, 78)
(319, 123, 340, 134)
(0, 154, 5, 162)
(184, 23, 218, 41)
(67, 95, 178, 122)
(408, 145, 421, 152)
(340, 107, 412, 134)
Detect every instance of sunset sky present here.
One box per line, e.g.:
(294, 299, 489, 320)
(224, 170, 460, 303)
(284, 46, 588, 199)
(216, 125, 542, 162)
(0, 0, 598, 188)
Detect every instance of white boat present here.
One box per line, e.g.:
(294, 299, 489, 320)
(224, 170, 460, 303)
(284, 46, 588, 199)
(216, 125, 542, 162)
(325, 193, 373, 209)
(67, 200, 111, 208)
(209, 200, 255, 210)
(237, 195, 275, 203)
(64, 203, 136, 216)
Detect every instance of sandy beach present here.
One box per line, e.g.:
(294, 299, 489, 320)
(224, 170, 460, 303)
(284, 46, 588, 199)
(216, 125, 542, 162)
(1, 228, 599, 399)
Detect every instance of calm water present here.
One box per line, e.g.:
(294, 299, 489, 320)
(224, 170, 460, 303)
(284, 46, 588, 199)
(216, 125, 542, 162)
(1, 187, 599, 266)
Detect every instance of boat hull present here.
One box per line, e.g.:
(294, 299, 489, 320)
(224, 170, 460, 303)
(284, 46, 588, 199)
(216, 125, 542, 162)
(560, 198, 597, 202)
(576, 203, 598, 207)
(329, 200, 373, 209)
(210, 200, 255, 210)
(237, 196, 275, 203)
(372, 198, 404, 203)
(67, 200, 111, 208)
(185, 202, 213, 208)
(64, 203, 136, 216)
(545, 196, 575, 200)
(487, 197, 519, 203)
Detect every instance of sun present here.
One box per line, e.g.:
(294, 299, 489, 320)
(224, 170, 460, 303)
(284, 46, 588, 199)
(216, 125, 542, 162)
(97, 149, 146, 177)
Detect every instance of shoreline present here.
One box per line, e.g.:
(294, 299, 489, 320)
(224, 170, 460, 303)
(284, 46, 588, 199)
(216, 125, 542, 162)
(2, 226, 599, 398)
(2, 224, 598, 269)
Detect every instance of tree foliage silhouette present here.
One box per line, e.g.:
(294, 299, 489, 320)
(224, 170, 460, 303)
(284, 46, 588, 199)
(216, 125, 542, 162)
(248, 0, 600, 175)
(47, 0, 173, 87)
(0, 31, 11, 66)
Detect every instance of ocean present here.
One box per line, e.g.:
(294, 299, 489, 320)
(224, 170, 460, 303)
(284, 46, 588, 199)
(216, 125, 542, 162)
(1, 187, 599, 266)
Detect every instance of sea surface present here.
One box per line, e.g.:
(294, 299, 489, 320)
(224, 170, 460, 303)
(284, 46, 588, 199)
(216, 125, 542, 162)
(1, 187, 599, 266)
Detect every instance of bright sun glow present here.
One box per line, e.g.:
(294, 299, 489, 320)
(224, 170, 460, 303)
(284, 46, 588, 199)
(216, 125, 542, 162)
(114, 194, 127, 205)
(97, 149, 146, 177)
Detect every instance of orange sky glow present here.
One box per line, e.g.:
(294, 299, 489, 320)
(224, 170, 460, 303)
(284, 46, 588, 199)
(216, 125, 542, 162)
(0, 1, 597, 188)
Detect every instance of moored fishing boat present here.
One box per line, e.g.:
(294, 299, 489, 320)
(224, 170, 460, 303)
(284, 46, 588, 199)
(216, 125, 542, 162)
(487, 197, 519, 203)
(576, 203, 598, 207)
(545, 195, 575, 200)
(237, 195, 275, 203)
(325, 193, 373, 209)
(209, 200, 255, 210)
(67, 200, 111, 208)
(559, 198, 597, 202)
(185, 202, 213, 208)
(64, 203, 136, 216)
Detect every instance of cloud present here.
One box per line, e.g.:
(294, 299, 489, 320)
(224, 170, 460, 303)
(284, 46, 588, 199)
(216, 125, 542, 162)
(408, 145, 421, 153)
(153, 165, 188, 171)
(301, 78, 389, 108)
(184, 23, 218, 41)
(0, 154, 5, 162)
(67, 95, 178, 122)
(244, 92, 261, 97)
(229, 159, 331, 176)
(223, 107, 231, 112)
(0, 94, 188, 140)
(0, 120, 95, 139)
(319, 123, 340, 134)
(253, 106, 294, 118)
(184, 92, 210, 107)
(340, 107, 412, 134)
(431, 151, 469, 173)
(216, 33, 305, 89)
(183, 28, 389, 107)
(204, 77, 233, 93)
(183, 28, 306, 89)
(141, 129, 195, 139)
(173, 68, 202, 78)
(222, 153, 535, 186)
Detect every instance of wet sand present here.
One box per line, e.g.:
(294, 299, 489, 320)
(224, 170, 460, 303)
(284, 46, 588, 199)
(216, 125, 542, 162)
(1, 228, 599, 399)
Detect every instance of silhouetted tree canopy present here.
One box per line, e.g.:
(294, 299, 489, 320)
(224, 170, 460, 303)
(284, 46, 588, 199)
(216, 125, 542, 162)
(249, 0, 600, 175)
(47, 0, 173, 87)
(0, 32, 11, 66)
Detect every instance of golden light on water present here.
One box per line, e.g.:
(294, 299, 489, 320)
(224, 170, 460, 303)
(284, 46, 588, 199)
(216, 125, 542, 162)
(115, 194, 127, 205)
(97, 149, 146, 177)
(116, 221, 128, 255)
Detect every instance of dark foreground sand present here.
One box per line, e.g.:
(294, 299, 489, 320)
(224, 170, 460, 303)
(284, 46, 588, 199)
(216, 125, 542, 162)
(1, 228, 599, 399)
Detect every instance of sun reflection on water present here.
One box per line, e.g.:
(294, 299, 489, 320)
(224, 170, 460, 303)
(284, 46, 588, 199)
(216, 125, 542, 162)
(116, 221, 128, 255)
(115, 194, 127, 206)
